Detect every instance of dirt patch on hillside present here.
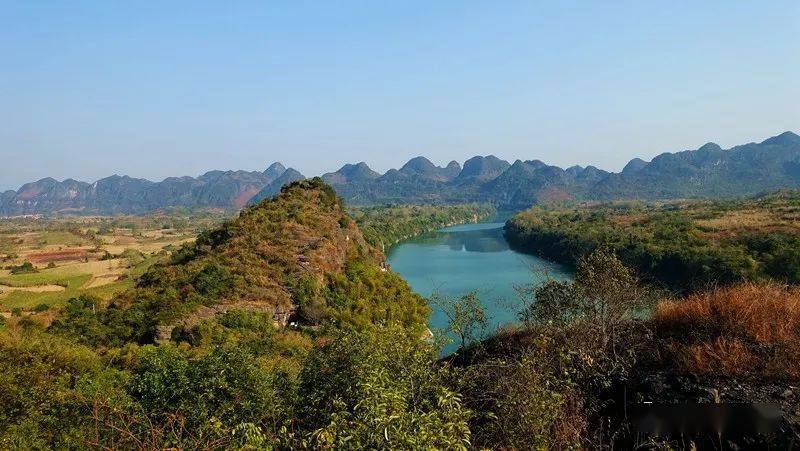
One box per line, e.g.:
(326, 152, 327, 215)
(84, 273, 124, 288)
(233, 186, 262, 208)
(0, 284, 66, 293)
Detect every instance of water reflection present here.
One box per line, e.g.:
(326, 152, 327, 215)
(406, 223, 509, 253)
(387, 220, 572, 354)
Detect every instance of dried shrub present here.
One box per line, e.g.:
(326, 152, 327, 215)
(653, 282, 800, 380)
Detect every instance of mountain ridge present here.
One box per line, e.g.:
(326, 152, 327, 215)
(3, 131, 799, 215)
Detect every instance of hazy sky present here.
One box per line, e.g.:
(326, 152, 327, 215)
(2, 1, 799, 190)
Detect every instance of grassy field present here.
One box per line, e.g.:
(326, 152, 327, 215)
(0, 257, 162, 310)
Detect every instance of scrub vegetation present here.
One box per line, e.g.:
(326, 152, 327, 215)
(1, 181, 798, 448)
(505, 190, 800, 291)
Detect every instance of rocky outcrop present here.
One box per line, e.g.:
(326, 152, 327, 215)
(155, 303, 297, 342)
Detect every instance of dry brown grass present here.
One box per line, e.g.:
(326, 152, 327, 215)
(695, 209, 779, 231)
(653, 282, 800, 380)
(694, 209, 800, 242)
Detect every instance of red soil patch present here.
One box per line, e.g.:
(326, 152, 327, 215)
(233, 185, 263, 209)
(16, 186, 43, 201)
(538, 186, 572, 203)
(26, 249, 94, 263)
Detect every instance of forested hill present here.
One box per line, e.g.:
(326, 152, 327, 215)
(0, 178, 473, 448)
(53, 178, 429, 346)
(3, 131, 800, 215)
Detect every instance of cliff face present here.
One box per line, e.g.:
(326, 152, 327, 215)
(109, 178, 427, 341)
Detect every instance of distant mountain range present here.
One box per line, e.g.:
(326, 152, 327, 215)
(2, 131, 799, 216)
(321, 131, 800, 207)
(0, 163, 306, 216)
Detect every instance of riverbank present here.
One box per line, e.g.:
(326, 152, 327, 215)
(352, 203, 496, 252)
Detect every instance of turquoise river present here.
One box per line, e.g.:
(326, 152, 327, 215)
(386, 215, 572, 352)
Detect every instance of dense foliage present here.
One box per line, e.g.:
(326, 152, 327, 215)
(1, 317, 474, 448)
(296, 325, 471, 449)
(352, 203, 495, 250)
(506, 191, 800, 291)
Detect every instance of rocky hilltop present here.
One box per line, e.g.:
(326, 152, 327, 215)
(101, 178, 427, 343)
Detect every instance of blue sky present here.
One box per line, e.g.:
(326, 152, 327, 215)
(1, 0, 798, 190)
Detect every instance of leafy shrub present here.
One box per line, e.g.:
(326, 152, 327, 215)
(9, 262, 37, 275)
(129, 344, 293, 446)
(191, 261, 234, 298)
(457, 346, 584, 449)
(431, 292, 489, 350)
(295, 324, 472, 449)
(0, 328, 134, 449)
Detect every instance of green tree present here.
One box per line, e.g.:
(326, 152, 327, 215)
(295, 324, 472, 449)
(519, 249, 653, 348)
(129, 344, 292, 446)
(432, 292, 489, 351)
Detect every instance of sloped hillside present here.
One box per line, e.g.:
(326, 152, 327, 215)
(81, 178, 427, 344)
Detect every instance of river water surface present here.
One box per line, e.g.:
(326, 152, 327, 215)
(387, 217, 571, 351)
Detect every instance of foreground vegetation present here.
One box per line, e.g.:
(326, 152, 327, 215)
(1, 182, 797, 448)
(449, 250, 799, 448)
(505, 190, 800, 291)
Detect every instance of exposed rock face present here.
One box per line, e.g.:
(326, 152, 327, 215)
(155, 303, 297, 341)
(154, 325, 175, 342)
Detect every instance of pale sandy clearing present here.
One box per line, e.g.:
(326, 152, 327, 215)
(84, 273, 124, 288)
(102, 237, 194, 255)
(0, 284, 66, 293)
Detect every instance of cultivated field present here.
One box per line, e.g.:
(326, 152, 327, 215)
(0, 212, 225, 317)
